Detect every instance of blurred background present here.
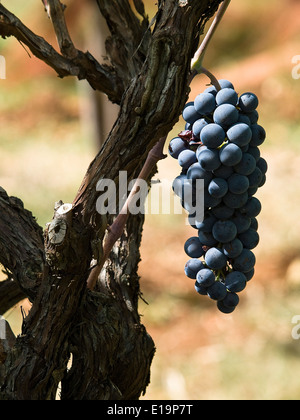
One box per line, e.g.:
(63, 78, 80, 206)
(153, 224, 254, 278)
(1, 0, 300, 400)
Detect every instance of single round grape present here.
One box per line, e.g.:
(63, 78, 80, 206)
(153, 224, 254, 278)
(213, 104, 239, 127)
(248, 167, 263, 188)
(228, 173, 249, 194)
(196, 268, 216, 287)
(218, 79, 235, 89)
(247, 145, 261, 162)
(258, 173, 266, 188)
(198, 148, 221, 171)
(231, 212, 251, 234)
(240, 197, 262, 218)
(217, 300, 236, 314)
(250, 124, 266, 147)
(198, 230, 218, 247)
(238, 228, 260, 249)
(195, 282, 208, 296)
(225, 271, 247, 293)
(234, 152, 257, 175)
(184, 259, 205, 279)
(205, 247, 227, 270)
(250, 217, 258, 231)
(182, 102, 201, 124)
(212, 220, 237, 243)
(184, 237, 204, 258)
(196, 145, 207, 159)
(178, 149, 197, 169)
(221, 291, 240, 308)
(194, 93, 216, 115)
(219, 143, 242, 167)
(247, 110, 259, 125)
(256, 157, 268, 175)
(223, 238, 243, 258)
(208, 178, 228, 198)
(244, 268, 255, 281)
(216, 88, 238, 106)
(238, 92, 259, 112)
(200, 123, 225, 149)
(207, 281, 227, 301)
(172, 174, 187, 197)
(192, 118, 209, 139)
(168, 137, 188, 159)
(227, 123, 252, 147)
(187, 162, 213, 187)
(233, 249, 256, 273)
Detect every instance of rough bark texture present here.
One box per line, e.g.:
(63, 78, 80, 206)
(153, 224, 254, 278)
(0, 279, 25, 317)
(0, 188, 45, 299)
(61, 214, 155, 400)
(0, 0, 222, 400)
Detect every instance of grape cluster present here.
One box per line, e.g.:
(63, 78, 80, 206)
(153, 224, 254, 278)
(169, 79, 267, 314)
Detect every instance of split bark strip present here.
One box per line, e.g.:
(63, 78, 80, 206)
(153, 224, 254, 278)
(96, 0, 150, 81)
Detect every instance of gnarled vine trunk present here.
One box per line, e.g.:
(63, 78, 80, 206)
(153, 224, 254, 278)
(0, 0, 222, 400)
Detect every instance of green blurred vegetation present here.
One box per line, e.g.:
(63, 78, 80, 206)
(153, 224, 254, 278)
(1, 0, 300, 400)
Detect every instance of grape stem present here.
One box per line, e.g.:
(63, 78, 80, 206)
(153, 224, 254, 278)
(190, 0, 231, 88)
(199, 66, 221, 91)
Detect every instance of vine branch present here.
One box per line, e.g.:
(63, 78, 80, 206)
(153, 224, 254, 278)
(0, 4, 124, 103)
(191, 0, 231, 89)
(47, 0, 77, 59)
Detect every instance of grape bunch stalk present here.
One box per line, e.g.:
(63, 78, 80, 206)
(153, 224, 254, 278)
(169, 79, 267, 314)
